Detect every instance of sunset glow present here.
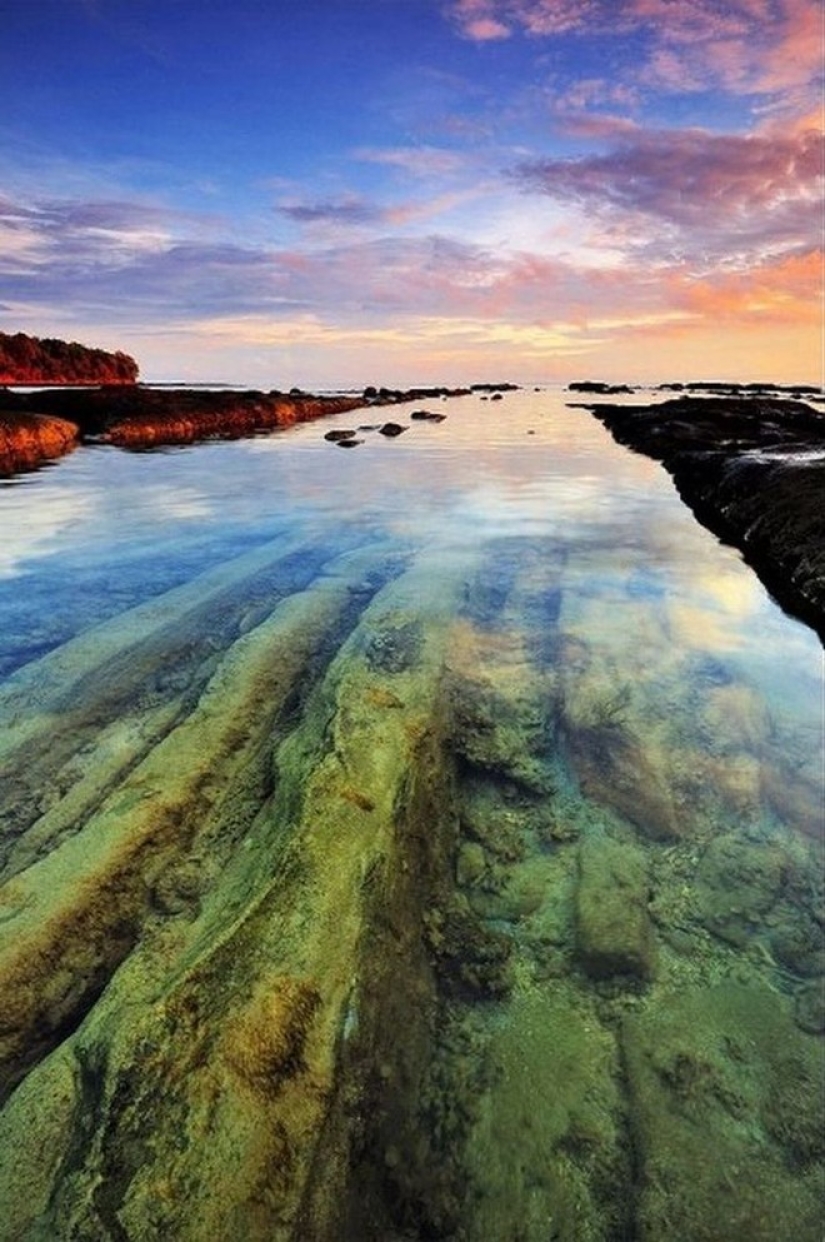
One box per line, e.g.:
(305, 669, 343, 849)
(1, 0, 822, 387)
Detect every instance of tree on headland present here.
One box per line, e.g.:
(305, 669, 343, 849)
(0, 331, 139, 385)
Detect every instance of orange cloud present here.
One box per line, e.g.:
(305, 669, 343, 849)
(671, 249, 824, 324)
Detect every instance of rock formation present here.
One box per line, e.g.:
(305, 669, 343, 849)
(584, 394, 825, 642)
(0, 410, 80, 475)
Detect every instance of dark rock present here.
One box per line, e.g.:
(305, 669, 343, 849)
(469, 383, 518, 393)
(586, 395, 825, 643)
(378, 422, 407, 437)
(324, 428, 357, 441)
(409, 410, 446, 422)
(336, 438, 363, 448)
(568, 381, 633, 394)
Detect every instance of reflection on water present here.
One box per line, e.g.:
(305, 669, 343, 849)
(0, 388, 822, 1240)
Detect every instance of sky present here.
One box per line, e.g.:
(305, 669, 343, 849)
(0, 0, 822, 388)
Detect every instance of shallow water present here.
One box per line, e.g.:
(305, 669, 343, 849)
(0, 387, 822, 1240)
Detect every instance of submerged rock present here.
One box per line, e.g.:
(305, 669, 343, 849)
(575, 834, 655, 982)
(622, 983, 824, 1240)
(693, 832, 784, 946)
(0, 543, 474, 1240)
(462, 989, 628, 1241)
(793, 980, 825, 1033)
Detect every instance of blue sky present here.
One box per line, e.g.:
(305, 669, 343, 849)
(1, 0, 822, 387)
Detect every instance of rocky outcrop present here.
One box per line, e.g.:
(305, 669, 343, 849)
(5, 386, 362, 444)
(0, 388, 365, 473)
(0, 331, 138, 385)
(0, 410, 80, 476)
(585, 395, 825, 643)
(0, 381, 502, 473)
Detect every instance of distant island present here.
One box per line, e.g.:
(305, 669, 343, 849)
(0, 331, 138, 386)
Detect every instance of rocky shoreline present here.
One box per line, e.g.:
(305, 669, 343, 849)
(582, 394, 825, 644)
(0, 383, 494, 476)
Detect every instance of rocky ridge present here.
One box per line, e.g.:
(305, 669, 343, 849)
(0, 382, 491, 476)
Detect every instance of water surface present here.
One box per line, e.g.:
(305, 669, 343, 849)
(0, 387, 822, 1240)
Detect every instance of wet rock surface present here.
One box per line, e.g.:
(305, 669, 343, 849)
(585, 394, 825, 642)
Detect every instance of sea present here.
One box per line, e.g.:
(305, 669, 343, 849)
(0, 384, 822, 1240)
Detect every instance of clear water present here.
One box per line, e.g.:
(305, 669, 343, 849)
(0, 387, 822, 1240)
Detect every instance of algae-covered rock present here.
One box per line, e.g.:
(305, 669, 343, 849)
(793, 979, 825, 1033)
(575, 834, 655, 982)
(0, 546, 474, 1241)
(693, 832, 784, 946)
(456, 840, 487, 887)
(622, 982, 824, 1241)
(463, 989, 629, 1241)
(467, 857, 549, 922)
(558, 636, 682, 842)
(770, 912, 825, 977)
(423, 894, 514, 998)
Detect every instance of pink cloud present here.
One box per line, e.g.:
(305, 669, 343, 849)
(513, 124, 824, 266)
(464, 16, 512, 38)
(554, 78, 641, 111)
(446, 0, 824, 101)
(446, 0, 513, 39)
(509, 0, 601, 35)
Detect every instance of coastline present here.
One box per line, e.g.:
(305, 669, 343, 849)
(3, 380, 824, 645)
(583, 394, 825, 644)
(0, 382, 498, 475)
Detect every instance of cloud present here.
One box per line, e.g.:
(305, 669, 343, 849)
(0, 194, 214, 279)
(446, 0, 513, 39)
(513, 124, 824, 267)
(278, 197, 386, 226)
(670, 247, 825, 325)
(445, 0, 824, 101)
(354, 145, 470, 178)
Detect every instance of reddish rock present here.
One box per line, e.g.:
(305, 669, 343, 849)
(0, 411, 79, 476)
